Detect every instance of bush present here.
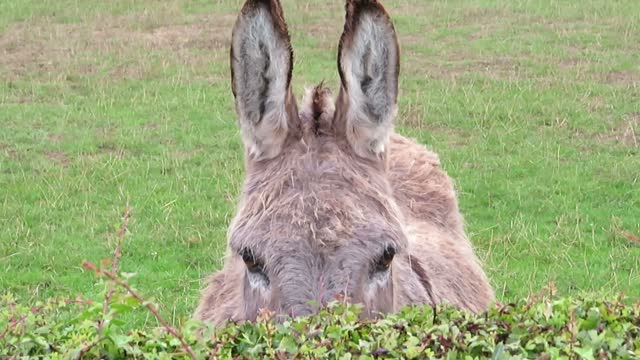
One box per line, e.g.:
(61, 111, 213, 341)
(1, 287, 638, 359)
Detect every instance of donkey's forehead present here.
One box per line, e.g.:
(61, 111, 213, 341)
(229, 159, 408, 254)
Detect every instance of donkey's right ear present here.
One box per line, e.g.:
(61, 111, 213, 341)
(230, 0, 296, 161)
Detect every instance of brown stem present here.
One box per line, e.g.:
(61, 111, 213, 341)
(75, 337, 105, 360)
(0, 315, 27, 340)
(208, 342, 222, 360)
(98, 204, 131, 335)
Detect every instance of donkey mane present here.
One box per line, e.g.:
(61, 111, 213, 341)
(299, 84, 336, 137)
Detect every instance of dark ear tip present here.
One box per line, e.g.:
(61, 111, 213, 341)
(346, 0, 380, 5)
(339, 0, 396, 50)
(342, 0, 394, 35)
(337, 0, 398, 91)
(345, 0, 388, 16)
(241, 0, 281, 11)
(238, 0, 289, 37)
(232, 0, 293, 91)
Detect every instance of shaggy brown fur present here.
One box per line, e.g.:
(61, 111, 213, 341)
(194, 0, 494, 326)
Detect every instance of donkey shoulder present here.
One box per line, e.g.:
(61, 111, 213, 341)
(388, 134, 494, 312)
(387, 133, 463, 231)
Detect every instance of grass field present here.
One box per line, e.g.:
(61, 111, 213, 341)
(1, 0, 639, 328)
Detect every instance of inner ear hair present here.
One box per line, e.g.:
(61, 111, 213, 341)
(230, 0, 295, 161)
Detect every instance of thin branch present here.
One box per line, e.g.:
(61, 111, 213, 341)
(208, 342, 222, 360)
(82, 261, 197, 360)
(0, 297, 92, 341)
(75, 337, 105, 360)
(622, 231, 640, 244)
(0, 315, 27, 340)
(98, 204, 131, 335)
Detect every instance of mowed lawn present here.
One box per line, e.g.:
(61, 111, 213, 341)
(1, 0, 638, 326)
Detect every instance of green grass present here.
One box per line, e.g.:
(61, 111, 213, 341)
(1, 0, 639, 328)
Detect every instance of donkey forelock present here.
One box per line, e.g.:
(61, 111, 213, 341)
(195, 0, 494, 326)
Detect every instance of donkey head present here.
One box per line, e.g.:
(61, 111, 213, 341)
(196, 0, 433, 324)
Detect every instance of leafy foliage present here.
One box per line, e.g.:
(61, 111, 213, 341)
(1, 288, 638, 359)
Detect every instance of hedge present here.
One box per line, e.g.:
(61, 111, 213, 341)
(1, 286, 638, 359)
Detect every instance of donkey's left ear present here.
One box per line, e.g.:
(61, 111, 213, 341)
(337, 0, 399, 158)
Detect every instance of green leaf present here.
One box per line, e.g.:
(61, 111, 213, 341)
(574, 347, 595, 360)
(277, 336, 298, 354)
(492, 343, 505, 360)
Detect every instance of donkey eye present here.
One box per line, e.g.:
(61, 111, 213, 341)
(240, 248, 265, 274)
(375, 245, 396, 272)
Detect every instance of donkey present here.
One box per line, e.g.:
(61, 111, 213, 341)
(194, 0, 494, 326)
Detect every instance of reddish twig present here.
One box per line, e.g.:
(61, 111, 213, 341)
(568, 308, 577, 358)
(82, 261, 197, 360)
(98, 204, 131, 334)
(75, 337, 105, 360)
(622, 231, 640, 244)
(0, 315, 27, 340)
(208, 342, 222, 360)
(1, 296, 92, 341)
